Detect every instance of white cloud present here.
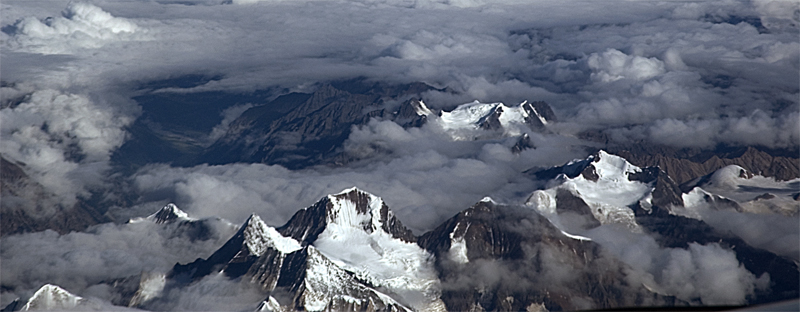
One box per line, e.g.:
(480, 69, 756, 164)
(0, 218, 236, 307)
(0, 89, 136, 206)
(588, 226, 767, 305)
(587, 49, 666, 83)
(7, 2, 143, 54)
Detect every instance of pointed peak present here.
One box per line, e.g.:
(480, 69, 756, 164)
(239, 213, 301, 255)
(24, 284, 83, 311)
(129, 203, 192, 224)
(147, 203, 191, 224)
(326, 187, 385, 226)
(333, 186, 369, 196)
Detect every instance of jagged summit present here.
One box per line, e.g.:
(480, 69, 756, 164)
(278, 187, 416, 244)
(127, 203, 193, 224)
(433, 100, 556, 140)
(22, 284, 83, 311)
(240, 214, 302, 256)
(168, 213, 302, 283)
(275, 187, 440, 311)
(526, 150, 660, 233)
(147, 203, 191, 224)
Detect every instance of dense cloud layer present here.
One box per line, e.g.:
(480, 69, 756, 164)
(1, 0, 798, 309)
(587, 225, 769, 305)
(0, 217, 237, 308)
(125, 119, 585, 231)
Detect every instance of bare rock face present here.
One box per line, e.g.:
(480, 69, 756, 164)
(163, 189, 418, 312)
(512, 133, 535, 154)
(0, 157, 109, 237)
(201, 81, 437, 169)
(277, 188, 416, 245)
(609, 146, 799, 184)
(521, 100, 557, 130)
(418, 200, 676, 312)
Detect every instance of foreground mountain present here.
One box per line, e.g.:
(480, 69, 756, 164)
(3, 153, 797, 311)
(153, 189, 428, 311)
(418, 199, 679, 311)
(525, 150, 799, 305)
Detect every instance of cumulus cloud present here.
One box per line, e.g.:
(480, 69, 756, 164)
(1, 0, 797, 309)
(5, 2, 143, 54)
(207, 103, 253, 144)
(128, 121, 586, 232)
(587, 225, 768, 305)
(0, 217, 236, 308)
(0, 88, 137, 208)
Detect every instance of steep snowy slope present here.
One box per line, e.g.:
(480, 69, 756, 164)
(682, 165, 799, 216)
(432, 100, 555, 140)
(417, 199, 676, 311)
(22, 285, 82, 311)
(526, 150, 655, 234)
(162, 196, 416, 312)
(525, 151, 800, 306)
(277, 187, 443, 311)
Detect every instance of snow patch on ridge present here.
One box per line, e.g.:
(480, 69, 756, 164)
(561, 151, 647, 230)
(313, 188, 440, 311)
(434, 100, 546, 140)
(23, 284, 83, 311)
(526, 189, 592, 241)
(129, 203, 194, 224)
(242, 214, 302, 256)
(528, 151, 653, 233)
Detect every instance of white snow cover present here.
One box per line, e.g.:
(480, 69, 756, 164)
(448, 238, 469, 264)
(242, 214, 302, 256)
(528, 151, 653, 233)
(128, 203, 193, 224)
(302, 246, 409, 312)
(682, 165, 799, 215)
(448, 220, 471, 264)
(560, 151, 649, 230)
(434, 100, 543, 140)
(412, 100, 434, 116)
(22, 284, 83, 311)
(525, 189, 593, 241)
(313, 187, 440, 311)
(255, 296, 282, 312)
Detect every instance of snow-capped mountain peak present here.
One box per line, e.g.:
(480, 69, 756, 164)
(240, 214, 302, 256)
(22, 284, 83, 311)
(128, 203, 193, 224)
(433, 100, 556, 140)
(325, 187, 387, 232)
(527, 150, 650, 232)
(281, 187, 443, 311)
(589, 150, 642, 178)
(146, 203, 192, 224)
